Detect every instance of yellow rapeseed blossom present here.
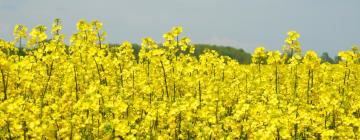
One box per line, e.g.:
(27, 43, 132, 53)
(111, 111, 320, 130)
(0, 20, 359, 140)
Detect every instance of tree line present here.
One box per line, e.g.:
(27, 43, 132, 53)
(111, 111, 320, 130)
(17, 42, 337, 64)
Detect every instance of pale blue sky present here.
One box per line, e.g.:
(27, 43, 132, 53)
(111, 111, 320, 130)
(0, 0, 359, 56)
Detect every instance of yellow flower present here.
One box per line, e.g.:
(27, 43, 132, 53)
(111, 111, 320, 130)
(13, 24, 28, 39)
(163, 32, 175, 40)
(352, 45, 358, 52)
(172, 26, 183, 36)
(92, 20, 103, 31)
(51, 18, 62, 34)
(76, 19, 92, 31)
(252, 47, 267, 64)
(267, 51, 282, 65)
(303, 50, 321, 69)
(27, 25, 47, 47)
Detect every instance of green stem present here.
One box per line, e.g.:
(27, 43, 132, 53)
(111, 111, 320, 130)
(1, 69, 7, 100)
(160, 61, 169, 98)
(7, 120, 12, 140)
(198, 81, 202, 109)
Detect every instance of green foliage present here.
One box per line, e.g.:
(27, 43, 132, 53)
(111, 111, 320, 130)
(320, 52, 335, 64)
(109, 43, 251, 64)
(193, 44, 251, 64)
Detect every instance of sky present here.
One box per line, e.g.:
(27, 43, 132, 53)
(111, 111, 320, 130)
(0, 0, 359, 57)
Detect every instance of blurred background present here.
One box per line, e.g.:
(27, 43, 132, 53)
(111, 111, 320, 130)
(0, 0, 359, 59)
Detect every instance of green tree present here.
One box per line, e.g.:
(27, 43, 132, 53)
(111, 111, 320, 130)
(320, 52, 335, 64)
